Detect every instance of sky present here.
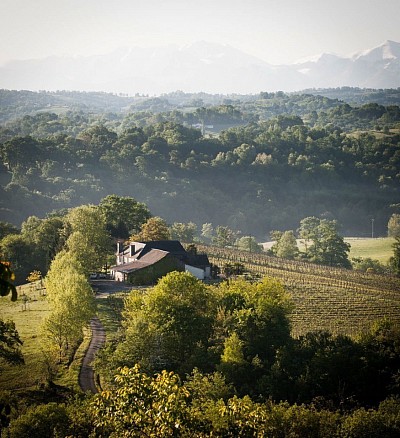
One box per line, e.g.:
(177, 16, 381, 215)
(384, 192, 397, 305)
(1, 0, 399, 66)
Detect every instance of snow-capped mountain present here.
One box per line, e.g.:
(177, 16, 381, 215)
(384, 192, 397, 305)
(294, 40, 400, 89)
(0, 40, 399, 94)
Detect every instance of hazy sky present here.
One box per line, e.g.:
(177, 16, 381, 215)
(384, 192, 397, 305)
(1, 0, 399, 66)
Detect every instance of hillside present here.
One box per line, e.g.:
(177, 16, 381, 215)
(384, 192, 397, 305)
(197, 244, 400, 337)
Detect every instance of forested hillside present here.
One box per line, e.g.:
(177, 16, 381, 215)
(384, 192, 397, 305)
(1, 89, 399, 237)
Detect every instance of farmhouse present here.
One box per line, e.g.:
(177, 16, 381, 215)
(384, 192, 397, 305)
(110, 240, 211, 285)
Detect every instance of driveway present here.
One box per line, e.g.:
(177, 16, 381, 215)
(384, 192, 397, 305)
(79, 280, 133, 394)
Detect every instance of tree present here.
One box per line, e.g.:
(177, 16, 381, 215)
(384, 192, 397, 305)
(0, 319, 23, 366)
(201, 223, 214, 242)
(43, 251, 96, 360)
(0, 262, 17, 301)
(388, 213, 400, 237)
(115, 272, 214, 375)
(0, 222, 19, 240)
(270, 230, 299, 259)
(212, 226, 236, 248)
(99, 194, 151, 239)
(170, 222, 197, 242)
(131, 216, 170, 241)
(91, 365, 190, 437)
(65, 205, 110, 274)
(389, 236, 400, 276)
(213, 277, 292, 395)
(0, 234, 38, 286)
(298, 217, 351, 268)
(21, 215, 64, 272)
(236, 236, 262, 253)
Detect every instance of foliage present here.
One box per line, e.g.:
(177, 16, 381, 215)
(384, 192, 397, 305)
(351, 257, 386, 274)
(0, 319, 23, 366)
(170, 221, 197, 243)
(115, 271, 213, 375)
(299, 217, 351, 268)
(65, 205, 110, 274)
(99, 194, 151, 239)
(43, 251, 96, 361)
(4, 402, 70, 438)
(92, 365, 190, 437)
(0, 262, 17, 301)
(236, 236, 262, 253)
(270, 230, 299, 259)
(388, 213, 400, 238)
(389, 237, 400, 276)
(131, 216, 171, 241)
(212, 226, 237, 248)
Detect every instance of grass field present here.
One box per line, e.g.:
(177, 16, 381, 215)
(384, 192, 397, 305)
(0, 283, 51, 391)
(345, 237, 395, 263)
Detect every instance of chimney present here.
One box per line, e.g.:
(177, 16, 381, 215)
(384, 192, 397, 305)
(130, 244, 136, 257)
(117, 241, 123, 254)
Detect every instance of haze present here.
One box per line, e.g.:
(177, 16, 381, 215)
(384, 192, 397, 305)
(1, 0, 400, 67)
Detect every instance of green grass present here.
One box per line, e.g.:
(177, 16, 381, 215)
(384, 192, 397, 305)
(0, 283, 51, 391)
(345, 237, 395, 263)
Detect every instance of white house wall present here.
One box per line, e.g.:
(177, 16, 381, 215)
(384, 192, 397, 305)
(185, 264, 205, 280)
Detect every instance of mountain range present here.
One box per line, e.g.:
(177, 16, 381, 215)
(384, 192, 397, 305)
(0, 40, 399, 95)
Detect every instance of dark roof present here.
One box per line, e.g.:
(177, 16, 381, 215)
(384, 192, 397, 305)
(112, 249, 170, 273)
(185, 253, 210, 268)
(137, 240, 186, 259)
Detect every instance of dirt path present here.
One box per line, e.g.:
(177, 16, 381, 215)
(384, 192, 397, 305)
(78, 280, 133, 393)
(78, 317, 106, 394)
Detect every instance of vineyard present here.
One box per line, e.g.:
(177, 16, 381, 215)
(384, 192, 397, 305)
(197, 244, 400, 337)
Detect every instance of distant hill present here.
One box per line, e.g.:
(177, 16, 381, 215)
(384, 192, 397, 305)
(1, 41, 400, 94)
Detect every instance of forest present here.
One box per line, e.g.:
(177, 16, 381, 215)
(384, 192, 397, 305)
(1, 88, 400, 238)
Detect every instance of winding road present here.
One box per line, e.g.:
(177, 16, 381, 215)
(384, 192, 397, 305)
(78, 280, 133, 394)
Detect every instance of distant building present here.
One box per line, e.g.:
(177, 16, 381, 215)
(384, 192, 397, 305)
(110, 240, 211, 285)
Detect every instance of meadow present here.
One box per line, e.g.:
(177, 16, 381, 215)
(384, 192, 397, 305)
(345, 236, 395, 263)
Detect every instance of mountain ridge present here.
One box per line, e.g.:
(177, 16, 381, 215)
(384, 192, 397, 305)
(1, 40, 399, 94)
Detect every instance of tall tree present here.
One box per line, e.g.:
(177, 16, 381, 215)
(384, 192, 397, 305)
(389, 236, 400, 276)
(43, 251, 96, 359)
(99, 194, 151, 239)
(298, 217, 351, 268)
(65, 205, 109, 274)
(388, 214, 400, 238)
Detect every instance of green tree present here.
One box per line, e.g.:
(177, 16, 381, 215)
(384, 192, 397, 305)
(212, 226, 236, 248)
(388, 213, 400, 237)
(201, 223, 214, 242)
(99, 194, 151, 239)
(131, 216, 170, 241)
(0, 319, 23, 366)
(0, 234, 37, 286)
(91, 365, 190, 437)
(389, 236, 400, 276)
(271, 230, 299, 259)
(0, 222, 19, 240)
(170, 222, 197, 243)
(65, 205, 109, 274)
(236, 236, 262, 253)
(43, 251, 96, 360)
(298, 217, 351, 268)
(115, 271, 214, 375)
